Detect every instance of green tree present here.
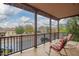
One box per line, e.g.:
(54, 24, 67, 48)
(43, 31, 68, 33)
(59, 24, 68, 33)
(15, 26, 24, 34)
(24, 25, 34, 33)
(67, 16, 79, 42)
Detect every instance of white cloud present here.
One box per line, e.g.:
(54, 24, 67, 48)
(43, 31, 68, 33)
(0, 15, 8, 21)
(0, 3, 23, 28)
(0, 4, 35, 28)
(0, 4, 58, 28)
(51, 20, 57, 26)
(18, 16, 32, 26)
(0, 3, 22, 16)
(20, 16, 30, 23)
(37, 15, 57, 27)
(8, 23, 19, 28)
(37, 15, 50, 27)
(0, 21, 19, 28)
(0, 3, 22, 23)
(59, 19, 68, 24)
(0, 15, 33, 28)
(0, 3, 7, 15)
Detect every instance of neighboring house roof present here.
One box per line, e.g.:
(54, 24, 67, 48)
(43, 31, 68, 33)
(0, 28, 15, 33)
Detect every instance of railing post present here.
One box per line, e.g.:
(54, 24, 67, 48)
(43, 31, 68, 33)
(44, 33, 45, 38)
(20, 35, 22, 53)
(43, 33, 45, 44)
(34, 11, 37, 48)
(0, 37, 2, 56)
(54, 32, 56, 40)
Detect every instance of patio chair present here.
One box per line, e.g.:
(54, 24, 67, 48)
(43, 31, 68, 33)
(49, 38, 68, 56)
(48, 34, 73, 56)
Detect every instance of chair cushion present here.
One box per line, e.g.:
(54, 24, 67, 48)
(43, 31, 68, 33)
(50, 39, 67, 52)
(67, 34, 72, 41)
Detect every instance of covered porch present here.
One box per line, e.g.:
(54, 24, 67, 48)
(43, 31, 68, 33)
(0, 3, 79, 56)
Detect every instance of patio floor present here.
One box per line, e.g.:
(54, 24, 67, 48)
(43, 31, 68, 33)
(10, 40, 79, 56)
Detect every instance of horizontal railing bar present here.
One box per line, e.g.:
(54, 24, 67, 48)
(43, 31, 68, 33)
(0, 33, 51, 38)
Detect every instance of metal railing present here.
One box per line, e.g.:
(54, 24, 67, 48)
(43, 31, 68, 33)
(0, 32, 67, 56)
(0, 34, 34, 56)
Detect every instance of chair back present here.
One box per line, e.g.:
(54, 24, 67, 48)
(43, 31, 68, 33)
(59, 38, 67, 49)
(50, 34, 72, 52)
(59, 34, 72, 51)
(66, 34, 72, 41)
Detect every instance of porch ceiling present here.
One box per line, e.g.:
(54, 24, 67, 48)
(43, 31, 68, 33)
(5, 3, 79, 20)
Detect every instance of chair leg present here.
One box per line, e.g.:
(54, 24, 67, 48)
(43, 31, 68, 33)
(58, 52, 62, 56)
(48, 48, 51, 56)
(43, 44, 45, 49)
(63, 48, 68, 56)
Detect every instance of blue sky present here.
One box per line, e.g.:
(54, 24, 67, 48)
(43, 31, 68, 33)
(0, 3, 67, 28)
(0, 4, 35, 28)
(8, 9, 34, 23)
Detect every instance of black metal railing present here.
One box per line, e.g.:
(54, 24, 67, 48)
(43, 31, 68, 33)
(0, 32, 67, 56)
(0, 34, 35, 56)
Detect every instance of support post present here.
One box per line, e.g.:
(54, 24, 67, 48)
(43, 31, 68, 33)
(49, 18, 52, 42)
(34, 11, 37, 48)
(57, 20, 60, 39)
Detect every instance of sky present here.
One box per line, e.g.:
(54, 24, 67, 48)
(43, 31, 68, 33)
(0, 3, 67, 28)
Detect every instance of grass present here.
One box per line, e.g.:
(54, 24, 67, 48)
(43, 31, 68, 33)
(1, 49, 12, 55)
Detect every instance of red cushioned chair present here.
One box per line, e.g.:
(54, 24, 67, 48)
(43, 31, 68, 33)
(49, 39, 67, 56)
(49, 34, 72, 56)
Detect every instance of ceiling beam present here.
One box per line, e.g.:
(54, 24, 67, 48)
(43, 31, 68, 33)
(59, 14, 79, 19)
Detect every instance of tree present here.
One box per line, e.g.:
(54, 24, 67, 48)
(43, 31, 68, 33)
(59, 24, 68, 33)
(67, 16, 79, 42)
(39, 26, 47, 33)
(45, 26, 50, 33)
(24, 25, 34, 33)
(15, 26, 24, 34)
